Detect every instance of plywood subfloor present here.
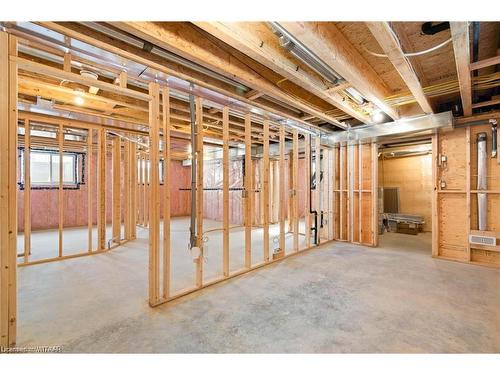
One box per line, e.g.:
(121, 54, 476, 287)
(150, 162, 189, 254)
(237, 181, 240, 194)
(17, 227, 500, 353)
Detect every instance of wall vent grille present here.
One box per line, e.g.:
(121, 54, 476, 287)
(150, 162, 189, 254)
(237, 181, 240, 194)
(469, 235, 496, 246)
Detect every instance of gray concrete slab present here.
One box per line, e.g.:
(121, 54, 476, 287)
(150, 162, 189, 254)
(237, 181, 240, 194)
(17, 226, 500, 353)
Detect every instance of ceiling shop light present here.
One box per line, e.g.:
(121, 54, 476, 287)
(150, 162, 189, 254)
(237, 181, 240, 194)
(269, 22, 344, 86)
(81, 22, 249, 93)
(344, 87, 367, 106)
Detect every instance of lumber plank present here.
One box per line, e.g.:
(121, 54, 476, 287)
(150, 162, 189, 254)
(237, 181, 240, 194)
(450, 22, 472, 116)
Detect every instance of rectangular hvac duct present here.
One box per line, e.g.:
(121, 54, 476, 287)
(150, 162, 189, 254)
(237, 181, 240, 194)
(326, 111, 453, 145)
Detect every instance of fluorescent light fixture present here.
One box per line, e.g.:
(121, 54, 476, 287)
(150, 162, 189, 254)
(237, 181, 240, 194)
(270, 22, 343, 85)
(344, 87, 366, 105)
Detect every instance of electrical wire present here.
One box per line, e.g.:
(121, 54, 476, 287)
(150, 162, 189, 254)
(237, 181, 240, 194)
(365, 36, 453, 58)
(384, 71, 500, 107)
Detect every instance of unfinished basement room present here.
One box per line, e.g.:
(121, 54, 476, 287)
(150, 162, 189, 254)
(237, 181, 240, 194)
(1, 6, 500, 364)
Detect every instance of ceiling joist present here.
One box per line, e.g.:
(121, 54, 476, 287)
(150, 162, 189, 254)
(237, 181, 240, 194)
(366, 22, 433, 115)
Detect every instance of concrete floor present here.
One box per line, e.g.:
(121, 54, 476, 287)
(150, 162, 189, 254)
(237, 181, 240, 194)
(17, 227, 500, 353)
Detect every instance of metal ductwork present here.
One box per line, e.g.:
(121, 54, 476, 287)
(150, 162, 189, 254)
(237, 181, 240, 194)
(269, 22, 344, 86)
(325, 111, 453, 145)
(477, 133, 488, 231)
(421, 22, 450, 35)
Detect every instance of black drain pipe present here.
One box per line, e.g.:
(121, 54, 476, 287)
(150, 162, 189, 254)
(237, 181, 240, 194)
(309, 135, 318, 245)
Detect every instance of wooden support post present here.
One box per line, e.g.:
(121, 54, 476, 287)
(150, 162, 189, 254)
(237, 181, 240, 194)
(292, 130, 299, 251)
(272, 161, 279, 223)
(130, 142, 137, 239)
(97, 128, 106, 250)
(23, 120, 31, 262)
(58, 123, 64, 257)
(112, 136, 121, 243)
(0, 32, 18, 347)
(223, 107, 230, 275)
(333, 146, 337, 240)
(144, 153, 149, 228)
(358, 143, 362, 243)
(465, 127, 471, 260)
(162, 86, 171, 299)
(371, 142, 379, 247)
(279, 126, 286, 252)
(339, 143, 344, 241)
(244, 113, 252, 268)
(263, 120, 270, 262)
(123, 140, 131, 240)
(195, 97, 204, 288)
(431, 134, 439, 257)
(328, 148, 334, 241)
(140, 154, 145, 226)
(287, 153, 293, 233)
(304, 135, 311, 247)
(315, 136, 321, 245)
(148, 82, 161, 305)
(87, 129, 93, 251)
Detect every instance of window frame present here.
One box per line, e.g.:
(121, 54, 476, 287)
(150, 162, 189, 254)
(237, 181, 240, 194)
(18, 147, 86, 190)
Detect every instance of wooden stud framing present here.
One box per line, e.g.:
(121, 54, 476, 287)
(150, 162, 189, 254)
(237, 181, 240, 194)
(304, 135, 311, 247)
(465, 127, 471, 260)
(314, 136, 321, 245)
(123, 140, 131, 240)
(58, 123, 64, 257)
(0, 32, 18, 347)
(112, 136, 121, 243)
(244, 113, 252, 268)
(148, 82, 161, 305)
(130, 142, 137, 239)
(292, 130, 299, 252)
(279, 126, 286, 252)
(339, 143, 345, 240)
(195, 96, 204, 287)
(162, 86, 171, 299)
(371, 142, 379, 247)
(97, 128, 106, 250)
(287, 150, 293, 233)
(87, 128, 93, 252)
(263, 120, 270, 262)
(358, 143, 362, 243)
(431, 134, 439, 257)
(23, 120, 31, 261)
(328, 148, 334, 241)
(222, 106, 230, 276)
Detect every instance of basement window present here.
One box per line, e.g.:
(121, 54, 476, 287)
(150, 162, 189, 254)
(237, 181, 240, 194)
(19, 149, 83, 189)
(137, 159, 165, 184)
